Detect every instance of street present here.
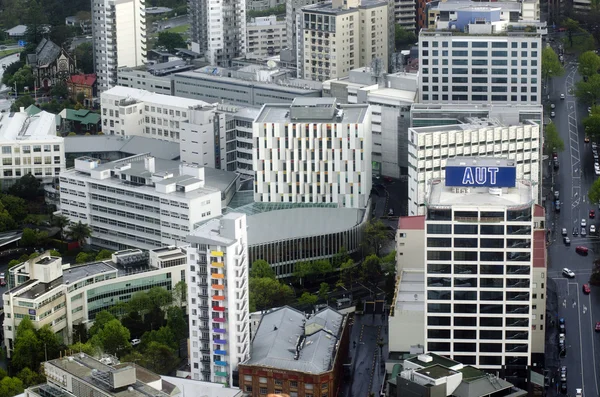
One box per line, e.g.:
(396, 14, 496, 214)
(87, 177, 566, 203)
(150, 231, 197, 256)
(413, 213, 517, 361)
(546, 48, 600, 396)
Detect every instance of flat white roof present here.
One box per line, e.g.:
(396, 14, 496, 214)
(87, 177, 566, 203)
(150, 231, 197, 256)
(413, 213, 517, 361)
(427, 179, 534, 208)
(395, 270, 424, 312)
(102, 86, 215, 109)
(369, 87, 416, 103)
(0, 111, 61, 142)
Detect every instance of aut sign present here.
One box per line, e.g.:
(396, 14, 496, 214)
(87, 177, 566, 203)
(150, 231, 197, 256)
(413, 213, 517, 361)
(446, 165, 516, 188)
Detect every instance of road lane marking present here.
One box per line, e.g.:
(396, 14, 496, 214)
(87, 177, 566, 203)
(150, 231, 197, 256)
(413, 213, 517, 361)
(576, 282, 585, 393)
(588, 293, 599, 396)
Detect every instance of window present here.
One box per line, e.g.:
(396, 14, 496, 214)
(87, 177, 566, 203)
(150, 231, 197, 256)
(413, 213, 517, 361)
(259, 388, 267, 395)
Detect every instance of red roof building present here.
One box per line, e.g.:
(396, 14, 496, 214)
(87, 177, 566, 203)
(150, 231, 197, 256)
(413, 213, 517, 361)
(67, 74, 96, 103)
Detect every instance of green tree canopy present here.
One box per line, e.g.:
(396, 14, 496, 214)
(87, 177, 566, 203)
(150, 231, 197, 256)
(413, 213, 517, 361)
(563, 18, 580, 47)
(250, 259, 275, 279)
(584, 107, 600, 138)
(0, 376, 24, 397)
(8, 174, 42, 200)
(166, 306, 188, 342)
(95, 249, 113, 261)
(141, 326, 177, 351)
(7, 65, 35, 92)
(90, 319, 131, 356)
(67, 221, 92, 246)
(298, 292, 318, 306)
(589, 178, 600, 204)
(249, 277, 294, 312)
(579, 51, 600, 78)
(10, 96, 36, 113)
(51, 81, 69, 99)
(542, 47, 565, 80)
(19, 228, 37, 247)
(394, 24, 416, 50)
(52, 214, 70, 239)
(318, 282, 330, 300)
(576, 73, 600, 105)
(16, 368, 44, 388)
(173, 280, 187, 308)
(69, 341, 97, 356)
(0, 195, 27, 224)
(89, 311, 116, 337)
(363, 220, 388, 256)
(156, 32, 186, 52)
(74, 43, 94, 74)
(139, 341, 179, 375)
(11, 329, 41, 371)
(37, 324, 63, 361)
(544, 122, 565, 155)
(76, 252, 92, 264)
(361, 254, 382, 282)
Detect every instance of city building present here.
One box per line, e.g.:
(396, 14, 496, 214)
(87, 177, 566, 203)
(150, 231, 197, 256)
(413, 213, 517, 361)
(298, 0, 389, 82)
(58, 109, 101, 134)
(64, 135, 181, 163)
(246, 16, 287, 58)
(36, 353, 180, 397)
(26, 38, 76, 90)
(286, 0, 326, 60)
(3, 248, 186, 356)
(418, 157, 538, 368)
(189, 0, 246, 66)
(186, 213, 250, 386)
(324, 67, 417, 177)
(117, 61, 197, 95)
(67, 74, 97, 104)
(418, 30, 542, 105)
(238, 306, 349, 396)
(388, 353, 527, 397)
(253, 97, 372, 208)
(393, 0, 416, 31)
(58, 154, 238, 250)
(0, 107, 65, 187)
(92, 0, 146, 92)
(172, 67, 322, 107)
(248, 0, 285, 10)
(426, 0, 542, 31)
(65, 15, 92, 35)
(408, 120, 541, 216)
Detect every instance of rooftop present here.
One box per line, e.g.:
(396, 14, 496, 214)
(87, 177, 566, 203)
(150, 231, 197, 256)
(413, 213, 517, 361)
(0, 110, 62, 142)
(426, 179, 534, 208)
(61, 109, 101, 125)
(397, 215, 425, 230)
(453, 368, 519, 397)
(102, 86, 214, 109)
(160, 376, 242, 397)
(431, 0, 521, 12)
(415, 364, 457, 380)
(303, 0, 388, 14)
(188, 213, 241, 246)
(31, 38, 62, 67)
(68, 74, 96, 87)
(409, 120, 505, 134)
(255, 100, 369, 124)
(246, 207, 366, 245)
(368, 87, 416, 103)
(393, 270, 424, 313)
(243, 306, 345, 374)
(64, 135, 180, 160)
(406, 353, 461, 369)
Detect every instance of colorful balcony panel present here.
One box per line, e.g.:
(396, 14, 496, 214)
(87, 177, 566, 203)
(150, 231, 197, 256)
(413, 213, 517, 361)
(214, 349, 227, 355)
(213, 328, 226, 334)
(214, 338, 227, 344)
(214, 361, 228, 366)
(213, 306, 225, 312)
(213, 317, 226, 323)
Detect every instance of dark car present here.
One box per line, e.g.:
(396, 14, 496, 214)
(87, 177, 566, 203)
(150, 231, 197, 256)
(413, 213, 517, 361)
(561, 382, 567, 394)
(596, 322, 600, 332)
(576, 246, 589, 255)
(584, 284, 591, 294)
(559, 318, 566, 333)
(554, 159, 560, 170)
(560, 366, 567, 382)
(556, 201, 561, 212)
(582, 227, 587, 237)
(591, 210, 596, 219)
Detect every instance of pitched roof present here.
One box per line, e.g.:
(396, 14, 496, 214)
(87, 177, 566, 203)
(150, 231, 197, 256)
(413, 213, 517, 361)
(62, 109, 101, 125)
(34, 38, 61, 67)
(69, 74, 96, 86)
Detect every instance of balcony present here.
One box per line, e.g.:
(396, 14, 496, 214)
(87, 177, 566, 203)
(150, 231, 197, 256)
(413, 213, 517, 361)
(214, 338, 227, 344)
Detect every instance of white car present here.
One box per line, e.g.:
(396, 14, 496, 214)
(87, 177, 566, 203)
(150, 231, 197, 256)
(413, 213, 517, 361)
(563, 268, 576, 278)
(551, 111, 556, 117)
(551, 103, 556, 109)
(561, 93, 566, 99)
(131, 338, 141, 346)
(591, 225, 596, 233)
(582, 218, 587, 227)
(576, 388, 582, 397)
(562, 228, 568, 236)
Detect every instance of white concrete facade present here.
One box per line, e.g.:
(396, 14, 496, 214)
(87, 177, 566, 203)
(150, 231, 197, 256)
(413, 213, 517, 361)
(253, 98, 372, 208)
(408, 122, 540, 216)
(423, 170, 535, 369)
(246, 16, 287, 58)
(59, 155, 222, 250)
(187, 213, 250, 386)
(0, 109, 65, 184)
(418, 31, 542, 105)
(92, 0, 146, 92)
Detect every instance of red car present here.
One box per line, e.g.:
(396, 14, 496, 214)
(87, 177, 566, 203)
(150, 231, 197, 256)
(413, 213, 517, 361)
(584, 284, 591, 294)
(591, 210, 596, 219)
(576, 246, 589, 255)
(596, 322, 600, 332)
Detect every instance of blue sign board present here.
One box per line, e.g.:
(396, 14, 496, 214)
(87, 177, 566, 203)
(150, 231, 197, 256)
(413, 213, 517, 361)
(18, 40, 26, 47)
(445, 165, 516, 188)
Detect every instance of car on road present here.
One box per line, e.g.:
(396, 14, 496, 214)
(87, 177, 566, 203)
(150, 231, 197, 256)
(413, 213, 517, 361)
(559, 333, 566, 344)
(564, 236, 571, 245)
(563, 268, 576, 278)
(388, 208, 394, 216)
(554, 159, 560, 170)
(589, 106, 593, 114)
(562, 228, 568, 236)
(591, 210, 596, 218)
(551, 111, 556, 117)
(585, 136, 591, 143)
(561, 382, 567, 394)
(595, 153, 599, 161)
(551, 103, 556, 109)
(559, 318, 566, 333)
(576, 388, 582, 397)
(593, 142, 597, 150)
(131, 338, 141, 346)
(555, 201, 561, 212)
(576, 246, 588, 255)
(561, 93, 566, 99)
(555, 191, 560, 199)
(595, 164, 600, 175)
(560, 366, 567, 381)
(582, 218, 587, 227)
(582, 227, 587, 237)
(573, 227, 579, 236)
(591, 225, 596, 233)
(583, 284, 591, 294)
(596, 322, 600, 332)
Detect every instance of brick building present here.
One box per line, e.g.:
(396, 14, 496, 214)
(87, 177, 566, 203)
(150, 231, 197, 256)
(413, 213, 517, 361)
(238, 306, 349, 396)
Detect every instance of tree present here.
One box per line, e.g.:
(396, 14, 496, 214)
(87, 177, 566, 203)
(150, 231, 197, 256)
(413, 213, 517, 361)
(298, 292, 318, 306)
(542, 47, 565, 82)
(0, 376, 24, 397)
(16, 368, 44, 388)
(249, 277, 294, 312)
(48, 249, 61, 257)
(51, 81, 69, 99)
(250, 259, 275, 279)
(7, 65, 35, 93)
(77, 92, 86, 104)
(0, 201, 16, 232)
(363, 220, 388, 256)
(589, 178, 600, 204)
(141, 326, 177, 351)
(15, 317, 35, 340)
(76, 252, 91, 264)
(8, 174, 42, 200)
(576, 74, 600, 105)
(0, 195, 27, 224)
(361, 254, 382, 282)
(8, 259, 20, 269)
(339, 258, 356, 287)
(318, 282, 330, 300)
(91, 319, 131, 356)
(148, 286, 173, 311)
(579, 51, 600, 78)
(127, 291, 152, 319)
(394, 24, 416, 50)
(95, 249, 113, 261)
(69, 341, 96, 356)
(67, 221, 92, 246)
(48, 25, 76, 49)
(156, 32, 186, 52)
(544, 122, 565, 155)
(11, 330, 40, 371)
(563, 18, 580, 47)
(19, 228, 37, 247)
(166, 306, 188, 342)
(172, 280, 187, 308)
(381, 250, 397, 275)
(89, 311, 116, 337)
(37, 324, 62, 361)
(141, 342, 179, 375)
(10, 96, 36, 113)
(74, 43, 94, 74)
(1, 61, 25, 86)
(52, 214, 71, 239)
(313, 259, 333, 276)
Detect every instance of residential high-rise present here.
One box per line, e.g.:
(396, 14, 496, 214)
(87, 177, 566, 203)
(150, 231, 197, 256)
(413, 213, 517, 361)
(92, 0, 146, 92)
(418, 28, 542, 105)
(422, 157, 537, 368)
(189, 0, 247, 66)
(246, 16, 287, 58)
(253, 97, 372, 208)
(393, 0, 416, 31)
(298, 0, 389, 82)
(187, 213, 249, 386)
(285, 0, 326, 59)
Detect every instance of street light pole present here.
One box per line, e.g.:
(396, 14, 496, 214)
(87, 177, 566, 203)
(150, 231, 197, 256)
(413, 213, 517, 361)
(14, 82, 17, 99)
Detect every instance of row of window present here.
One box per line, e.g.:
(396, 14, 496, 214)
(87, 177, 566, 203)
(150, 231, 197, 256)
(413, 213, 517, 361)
(1, 144, 61, 155)
(422, 94, 538, 102)
(427, 277, 530, 288)
(422, 40, 538, 49)
(428, 302, 530, 314)
(427, 263, 530, 275)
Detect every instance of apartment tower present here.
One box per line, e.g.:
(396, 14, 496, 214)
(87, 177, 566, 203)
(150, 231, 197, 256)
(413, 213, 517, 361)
(92, 0, 146, 92)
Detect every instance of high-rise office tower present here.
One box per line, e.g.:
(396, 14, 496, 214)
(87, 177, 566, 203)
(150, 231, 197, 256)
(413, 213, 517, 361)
(423, 157, 538, 368)
(253, 97, 372, 208)
(92, 0, 146, 92)
(187, 213, 250, 385)
(189, 0, 247, 66)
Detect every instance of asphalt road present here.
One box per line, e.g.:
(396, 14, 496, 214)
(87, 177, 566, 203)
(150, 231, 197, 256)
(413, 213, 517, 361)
(546, 47, 600, 397)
